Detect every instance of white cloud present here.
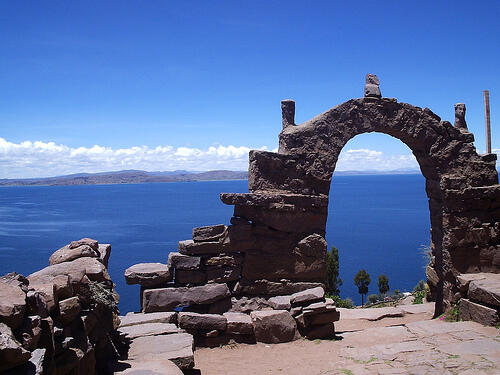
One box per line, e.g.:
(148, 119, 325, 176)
(0, 137, 269, 179)
(2, 137, 495, 179)
(336, 148, 419, 171)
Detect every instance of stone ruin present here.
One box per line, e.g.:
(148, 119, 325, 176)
(1, 75, 499, 374)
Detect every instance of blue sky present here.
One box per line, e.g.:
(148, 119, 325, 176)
(0, 1, 499, 178)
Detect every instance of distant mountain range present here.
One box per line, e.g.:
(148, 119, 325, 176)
(0, 170, 248, 186)
(0, 168, 427, 186)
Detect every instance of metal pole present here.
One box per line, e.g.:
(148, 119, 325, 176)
(484, 90, 491, 154)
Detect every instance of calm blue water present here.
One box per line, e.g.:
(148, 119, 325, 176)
(0, 175, 429, 312)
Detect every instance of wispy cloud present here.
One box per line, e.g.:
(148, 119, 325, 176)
(0, 137, 267, 178)
(336, 148, 419, 171)
(1, 138, 497, 179)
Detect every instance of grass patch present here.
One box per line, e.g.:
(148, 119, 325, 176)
(339, 370, 354, 375)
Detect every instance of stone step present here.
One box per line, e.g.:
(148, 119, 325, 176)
(119, 312, 178, 328)
(128, 332, 195, 371)
(111, 359, 183, 375)
(118, 322, 182, 340)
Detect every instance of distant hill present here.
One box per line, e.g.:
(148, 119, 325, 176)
(0, 168, 428, 187)
(0, 170, 248, 186)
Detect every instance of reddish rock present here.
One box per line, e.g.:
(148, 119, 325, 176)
(98, 244, 112, 267)
(125, 263, 172, 287)
(0, 280, 26, 329)
(175, 269, 206, 285)
(178, 312, 227, 331)
(250, 310, 297, 343)
(167, 252, 201, 270)
(29, 257, 111, 285)
(223, 312, 254, 335)
(459, 298, 499, 326)
(119, 312, 178, 328)
(192, 224, 227, 242)
(69, 238, 99, 251)
(143, 283, 231, 312)
(268, 295, 291, 310)
(468, 274, 500, 308)
(0, 323, 31, 372)
(178, 240, 225, 256)
(59, 297, 81, 325)
(290, 287, 325, 306)
(49, 244, 99, 265)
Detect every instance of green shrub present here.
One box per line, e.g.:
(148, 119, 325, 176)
(367, 294, 379, 304)
(412, 290, 426, 304)
(328, 294, 354, 309)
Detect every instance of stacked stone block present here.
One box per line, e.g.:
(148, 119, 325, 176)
(124, 224, 340, 346)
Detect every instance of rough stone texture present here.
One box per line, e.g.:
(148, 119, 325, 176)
(234, 279, 325, 297)
(178, 312, 227, 331)
(125, 263, 172, 287)
(0, 322, 31, 372)
(29, 257, 111, 285)
(98, 244, 112, 268)
(454, 102, 468, 130)
(119, 312, 178, 327)
(178, 240, 226, 255)
(58, 297, 81, 325)
(460, 298, 499, 326)
(268, 295, 291, 310)
(118, 323, 181, 340)
(223, 312, 254, 335)
(467, 274, 500, 308)
(192, 224, 227, 242)
(0, 279, 26, 329)
(217, 86, 500, 317)
(167, 252, 201, 270)
(229, 297, 272, 313)
(174, 269, 206, 285)
(143, 283, 231, 312)
(290, 287, 325, 306)
(250, 310, 297, 344)
(128, 332, 194, 370)
(113, 359, 183, 375)
(49, 244, 99, 265)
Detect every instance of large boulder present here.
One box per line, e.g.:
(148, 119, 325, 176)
(0, 280, 26, 329)
(49, 244, 99, 266)
(29, 257, 111, 286)
(290, 286, 325, 306)
(124, 263, 172, 287)
(250, 310, 297, 343)
(59, 297, 82, 325)
(0, 323, 31, 372)
(143, 283, 231, 312)
(468, 274, 500, 308)
(459, 298, 499, 326)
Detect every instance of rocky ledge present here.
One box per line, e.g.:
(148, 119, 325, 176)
(0, 238, 120, 375)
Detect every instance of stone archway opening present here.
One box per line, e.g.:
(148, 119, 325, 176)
(326, 133, 431, 306)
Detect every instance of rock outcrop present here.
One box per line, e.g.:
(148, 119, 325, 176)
(0, 238, 120, 375)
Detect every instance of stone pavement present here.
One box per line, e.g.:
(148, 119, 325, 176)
(195, 303, 500, 375)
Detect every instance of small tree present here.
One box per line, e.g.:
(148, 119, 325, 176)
(378, 274, 389, 297)
(367, 294, 379, 304)
(354, 269, 371, 306)
(326, 246, 342, 296)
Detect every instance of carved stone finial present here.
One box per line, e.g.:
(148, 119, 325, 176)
(454, 103, 467, 130)
(281, 99, 295, 129)
(364, 74, 381, 99)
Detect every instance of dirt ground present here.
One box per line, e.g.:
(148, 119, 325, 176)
(195, 304, 500, 375)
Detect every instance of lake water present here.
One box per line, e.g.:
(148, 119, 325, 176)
(0, 175, 429, 312)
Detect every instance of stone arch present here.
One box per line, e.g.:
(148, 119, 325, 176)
(222, 82, 499, 316)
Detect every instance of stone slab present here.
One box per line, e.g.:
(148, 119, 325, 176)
(459, 298, 499, 326)
(0, 281, 26, 329)
(124, 263, 172, 287)
(290, 287, 324, 306)
(223, 312, 254, 335)
(178, 312, 227, 331)
(128, 332, 194, 370)
(268, 295, 291, 310)
(178, 240, 225, 255)
(234, 280, 325, 296)
(192, 224, 227, 242)
(118, 322, 181, 340)
(338, 306, 404, 321)
(468, 274, 500, 308)
(119, 312, 178, 327)
(143, 283, 231, 312)
(113, 359, 183, 375)
(167, 252, 201, 270)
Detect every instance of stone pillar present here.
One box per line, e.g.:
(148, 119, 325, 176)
(281, 99, 295, 129)
(454, 103, 468, 130)
(364, 74, 381, 98)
